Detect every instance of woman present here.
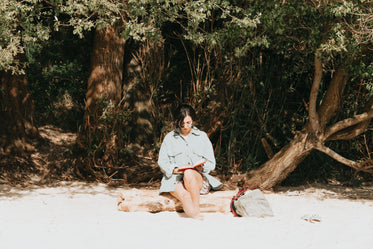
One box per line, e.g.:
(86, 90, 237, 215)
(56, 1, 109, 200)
(158, 104, 222, 219)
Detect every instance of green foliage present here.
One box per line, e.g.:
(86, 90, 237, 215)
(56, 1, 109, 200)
(27, 28, 92, 130)
(215, 50, 312, 173)
(57, 0, 124, 37)
(0, 0, 51, 73)
(75, 95, 133, 169)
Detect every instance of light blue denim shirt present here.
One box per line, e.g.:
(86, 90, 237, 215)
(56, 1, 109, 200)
(158, 126, 222, 193)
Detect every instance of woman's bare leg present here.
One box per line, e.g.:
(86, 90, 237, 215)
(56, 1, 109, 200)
(171, 182, 197, 218)
(170, 170, 203, 218)
(183, 169, 203, 214)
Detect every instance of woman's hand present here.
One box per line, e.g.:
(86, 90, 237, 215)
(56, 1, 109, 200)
(194, 165, 203, 172)
(173, 163, 203, 174)
(173, 164, 192, 174)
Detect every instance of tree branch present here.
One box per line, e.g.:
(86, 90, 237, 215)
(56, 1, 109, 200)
(325, 110, 373, 139)
(328, 127, 373, 141)
(308, 55, 323, 134)
(315, 144, 360, 171)
(317, 67, 349, 129)
(326, 95, 373, 140)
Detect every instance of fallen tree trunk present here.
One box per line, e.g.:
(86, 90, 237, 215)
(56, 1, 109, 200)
(117, 189, 238, 213)
(244, 132, 314, 190)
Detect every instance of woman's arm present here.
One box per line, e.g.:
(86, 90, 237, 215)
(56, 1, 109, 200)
(157, 135, 175, 178)
(200, 132, 216, 173)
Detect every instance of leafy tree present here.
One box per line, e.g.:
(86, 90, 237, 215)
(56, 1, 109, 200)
(0, 0, 52, 153)
(242, 0, 373, 188)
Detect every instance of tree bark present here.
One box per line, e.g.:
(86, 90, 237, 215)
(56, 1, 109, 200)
(325, 109, 373, 140)
(84, 24, 126, 116)
(76, 24, 126, 177)
(117, 189, 237, 213)
(245, 132, 314, 189)
(326, 95, 373, 141)
(308, 56, 323, 135)
(0, 71, 38, 154)
(317, 68, 349, 129)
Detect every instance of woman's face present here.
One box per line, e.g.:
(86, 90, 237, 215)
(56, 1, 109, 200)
(180, 115, 193, 135)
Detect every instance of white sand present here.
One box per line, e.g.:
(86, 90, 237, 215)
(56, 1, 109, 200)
(0, 182, 372, 249)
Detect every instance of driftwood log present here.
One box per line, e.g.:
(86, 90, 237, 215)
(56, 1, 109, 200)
(117, 189, 238, 213)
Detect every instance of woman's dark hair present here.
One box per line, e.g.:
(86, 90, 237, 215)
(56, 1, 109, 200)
(174, 104, 196, 128)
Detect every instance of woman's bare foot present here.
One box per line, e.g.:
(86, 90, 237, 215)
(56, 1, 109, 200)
(192, 213, 204, 220)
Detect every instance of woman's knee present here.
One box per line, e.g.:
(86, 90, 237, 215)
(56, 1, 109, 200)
(183, 169, 203, 187)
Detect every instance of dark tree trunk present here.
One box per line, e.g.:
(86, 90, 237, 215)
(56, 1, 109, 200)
(84, 25, 125, 115)
(245, 132, 314, 189)
(76, 24, 126, 176)
(0, 71, 38, 154)
(83, 24, 126, 125)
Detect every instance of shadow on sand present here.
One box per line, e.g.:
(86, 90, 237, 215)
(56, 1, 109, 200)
(276, 183, 373, 201)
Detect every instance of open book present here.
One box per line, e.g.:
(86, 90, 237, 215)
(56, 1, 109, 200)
(177, 159, 207, 172)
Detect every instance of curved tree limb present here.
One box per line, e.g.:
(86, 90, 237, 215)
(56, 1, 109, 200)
(325, 95, 373, 141)
(308, 56, 323, 135)
(328, 126, 373, 141)
(317, 67, 349, 129)
(315, 144, 373, 174)
(325, 110, 373, 140)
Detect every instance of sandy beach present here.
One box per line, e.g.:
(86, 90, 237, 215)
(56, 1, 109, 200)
(0, 181, 372, 249)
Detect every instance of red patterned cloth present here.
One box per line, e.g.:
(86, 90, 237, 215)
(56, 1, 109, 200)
(199, 173, 211, 195)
